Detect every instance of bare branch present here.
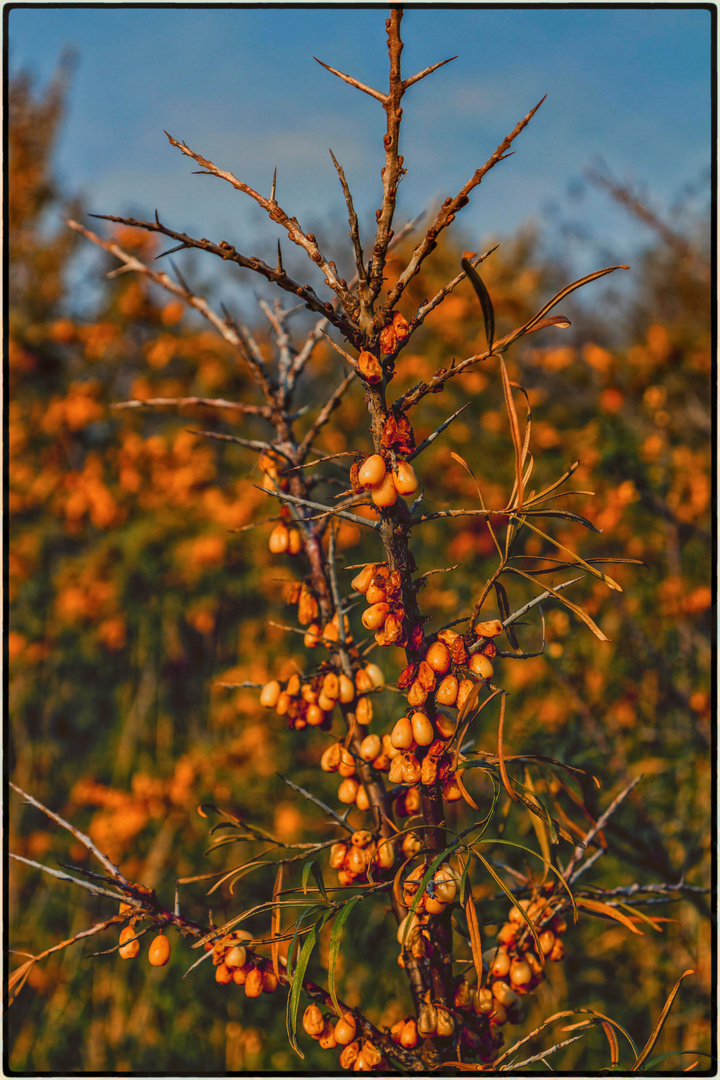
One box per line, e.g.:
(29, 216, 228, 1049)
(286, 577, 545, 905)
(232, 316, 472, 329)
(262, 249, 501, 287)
(164, 131, 359, 317)
(564, 775, 644, 882)
(385, 95, 547, 312)
(368, 9, 408, 306)
(254, 484, 381, 531)
(110, 396, 269, 417)
(87, 212, 359, 341)
(10, 782, 130, 885)
(9, 853, 128, 901)
(329, 148, 367, 289)
(313, 56, 386, 102)
(407, 402, 470, 461)
(402, 54, 458, 90)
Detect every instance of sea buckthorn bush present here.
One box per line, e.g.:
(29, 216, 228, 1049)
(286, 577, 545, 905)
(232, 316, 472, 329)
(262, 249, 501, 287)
(8, 12, 712, 1075)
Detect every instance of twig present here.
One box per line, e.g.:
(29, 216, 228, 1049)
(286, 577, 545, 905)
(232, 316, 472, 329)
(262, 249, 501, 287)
(110, 396, 269, 416)
(254, 484, 381, 531)
(164, 131, 359, 318)
(385, 96, 547, 311)
(9, 854, 129, 902)
(329, 148, 367, 288)
(276, 774, 353, 834)
(88, 211, 358, 342)
(10, 782, 130, 885)
(564, 775, 644, 881)
(500, 1032, 589, 1070)
(407, 403, 471, 461)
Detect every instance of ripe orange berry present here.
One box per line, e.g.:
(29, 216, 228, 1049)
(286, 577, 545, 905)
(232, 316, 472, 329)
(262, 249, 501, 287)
(355, 696, 373, 725)
(399, 1018, 418, 1048)
(268, 522, 290, 554)
(244, 966, 264, 997)
(392, 461, 419, 496)
(355, 785, 370, 812)
(338, 777, 359, 804)
(304, 623, 321, 648)
(287, 527, 303, 555)
(259, 680, 281, 708)
(410, 711, 434, 746)
(306, 703, 325, 726)
(225, 945, 247, 969)
(334, 1013, 357, 1045)
(456, 678, 476, 709)
(425, 640, 451, 674)
(319, 1019, 338, 1048)
(358, 454, 386, 488)
(391, 716, 413, 749)
(215, 962, 233, 984)
(436, 673, 459, 706)
(359, 733, 381, 760)
(148, 932, 171, 967)
(365, 580, 387, 605)
(303, 1003, 325, 1037)
(371, 472, 399, 508)
(118, 925, 140, 960)
(468, 653, 494, 680)
(362, 602, 390, 630)
(364, 663, 385, 688)
(338, 747, 357, 777)
(261, 969, 279, 993)
(338, 674, 355, 703)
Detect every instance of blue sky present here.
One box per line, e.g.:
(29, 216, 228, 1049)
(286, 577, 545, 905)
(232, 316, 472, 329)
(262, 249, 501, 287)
(8, 5, 713, 310)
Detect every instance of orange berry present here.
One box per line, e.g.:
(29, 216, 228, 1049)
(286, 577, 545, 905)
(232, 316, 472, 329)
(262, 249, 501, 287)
(392, 460, 419, 496)
(303, 1003, 325, 1037)
(436, 674, 459, 706)
(351, 563, 377, 593)
(370, 472, 398, 508)
(148, 933, 171, 967)
(215, 962, 233, 985)
(268, 522, 290, 554)
(391, 716, 414, 749)
(244, 967, 264, 997)
(425, 640, 451, 674)
(358, 455, 386, 488)
(410, 711, 434, 746)
(362, 602, 390, 630)
(118, 925, 140, 960)
(261, 969, 279, 993)
(338, 777, 359, 804)
(334, 1013, 357, 1045)
(287, 528, 303, 556)
(399, 1018, 418, 1048)
(468, 653, 494, 680)
(225, 945, 247, 969)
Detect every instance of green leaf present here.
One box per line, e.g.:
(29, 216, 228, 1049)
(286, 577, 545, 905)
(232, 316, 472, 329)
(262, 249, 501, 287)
(328, 894, 362, 1016)
(301, 860, 329, 902)
(286, 921, 319, 1058)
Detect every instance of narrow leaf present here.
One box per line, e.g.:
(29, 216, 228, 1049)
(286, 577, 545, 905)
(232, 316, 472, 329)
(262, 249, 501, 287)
(576, 897, 644, 935)
(508, 567, 610, 642)
(286, 922, 319, 1058)
(465, 887, 484, 986)
(495, 581, 520, 651)
(500, 357, 525, 511)
(462, 256, 495, 351)
(328, 895, 362, 1016)
(271, 864, 283, 979)
(632, 970, 695, 1071)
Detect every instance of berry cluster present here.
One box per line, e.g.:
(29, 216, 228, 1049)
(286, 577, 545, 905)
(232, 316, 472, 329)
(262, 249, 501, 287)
(259, 662, 382, 732)
(303, 1005, 389, 1072)
(210, 931, 279, 996)
(451, 900, 569, 1062)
